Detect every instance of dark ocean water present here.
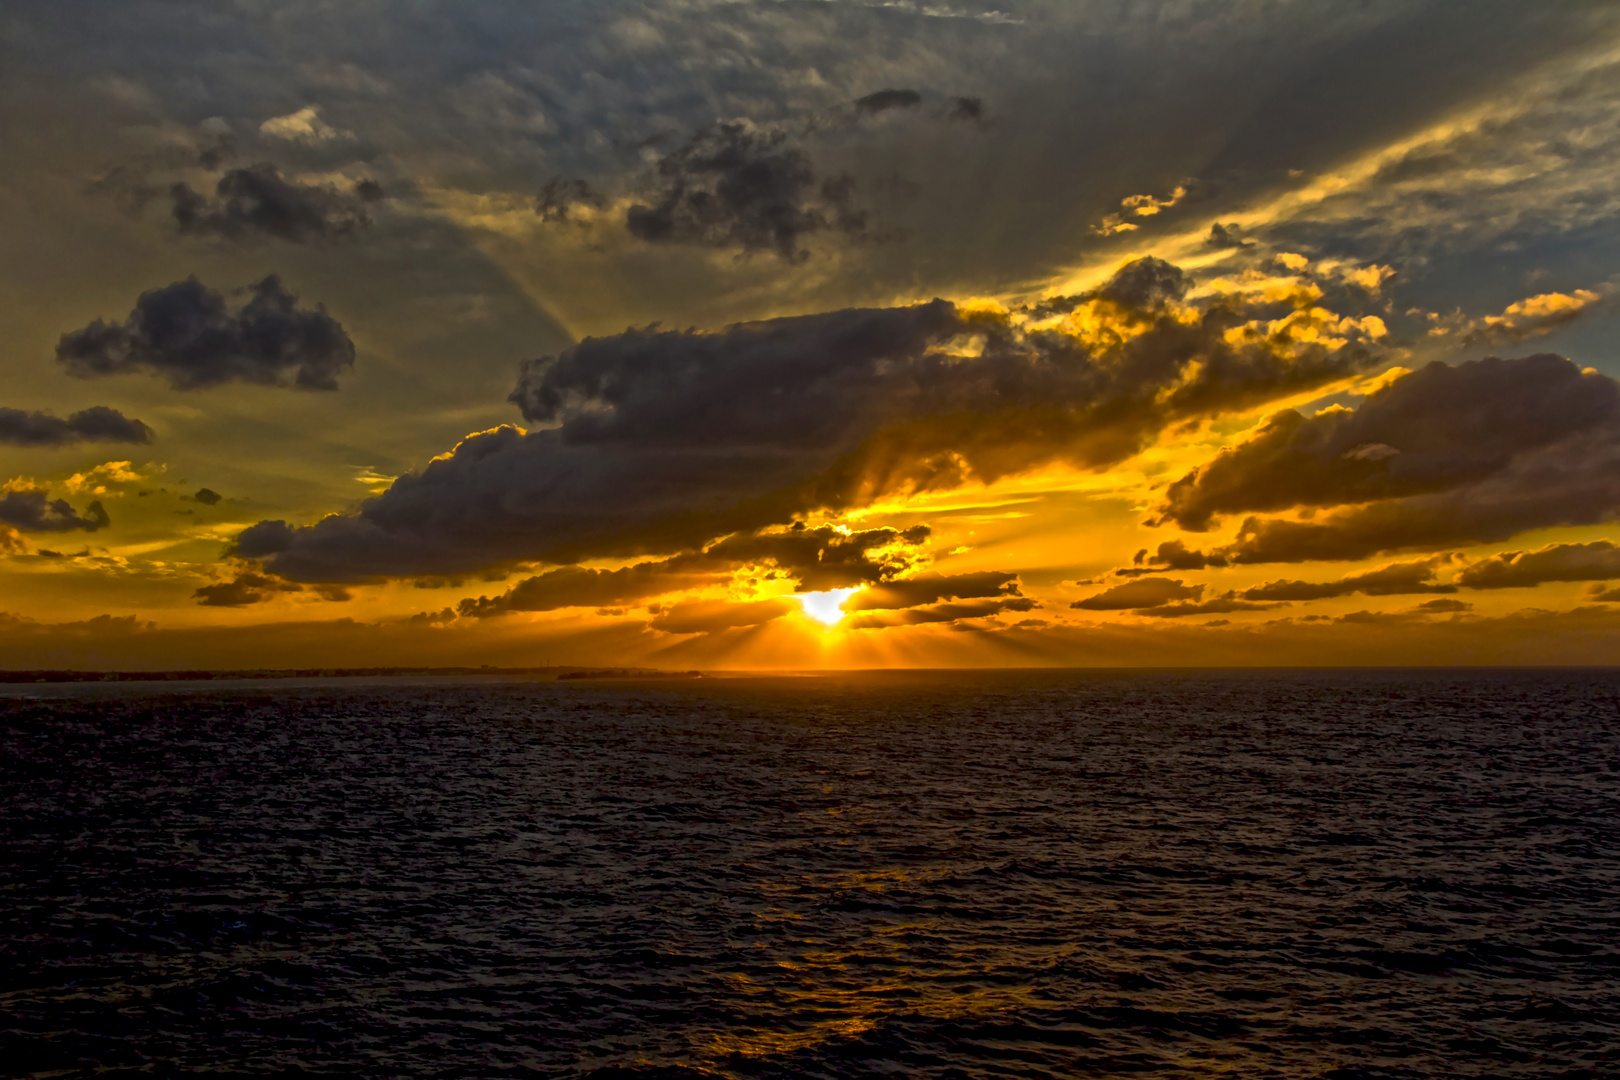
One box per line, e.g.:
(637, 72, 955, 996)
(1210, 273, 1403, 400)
(2, 669, 1617, 1079)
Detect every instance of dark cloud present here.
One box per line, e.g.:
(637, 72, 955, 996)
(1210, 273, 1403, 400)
(0, 490, 109, 533)
(648, 598, 796, 635)
(1588, 585, 1620, 603)
(535, 177, 601, 223)
(1455, 541, 1620, 589)
(1073, 577, 1203, 611)
(1156, 355, 1617, 532)
(844, 596, 1036, 629)
(458, 560, 714, 618)
(1414, 598, 1471, 613)
(1139, 598, 1281, 618)
(625, 122, 871, 259)
(844, 571, 1020, 612)
(1205, 222, 1255, 249)
(192, 571, 302, 607)
(0, 406, 152, 447)
(241, 258, 1386, 582)
(947, 96, 983, 122)
(1119, 539, 1228, 574)
(171, 164, 375, 243)
(854, 89, 922, 114)
(1240, 558, 1457, 601)
(56, 275, 355, 390)
(702, 524, 930, 591)
(192, 488, 222, 506)
(1144, 354, 1620, 565)
(456, 524, 929, 618)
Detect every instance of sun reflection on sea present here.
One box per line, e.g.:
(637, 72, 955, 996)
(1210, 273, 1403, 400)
(696, 867, 1050, 1063)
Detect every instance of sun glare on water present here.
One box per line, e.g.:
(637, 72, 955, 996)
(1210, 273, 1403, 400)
(795, 587, 861, 627)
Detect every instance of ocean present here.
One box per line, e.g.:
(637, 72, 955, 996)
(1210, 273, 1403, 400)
(2, 669, 1616, 1078)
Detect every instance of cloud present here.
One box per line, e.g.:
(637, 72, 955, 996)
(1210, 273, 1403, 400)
(844, 596, 1036, 629)
(1156, 355, 1618, 533)
(0, 489, 110, 533)
(1455, 541, 1620, 590)
(625, 121, 871, 260)
(458, 560, 710, 617)
(0, 406, 152, 447)
(853, 89, 922, 114)
(535, 177, 602, 224)
(1240, 557, 1457, 601)
(171, 164, 376, 243)
(456, 524, 929, 617)
(64, 461, 144, 494)
(1414, 598, 1470, 613)
(240, 257, 1388, 582)
(1073, 577, 1203, 611)
(193, 571, 303, 607)
(259, 105, 348, 143)
(648, 597, 796, 634)
(193, 488, 222, 506)
(1138, 598, 1281, 618)
(1117, 539, 1227, 575)
(1452, 290, 1604, 347)
(844, 570, 1020, 611)
(1146, 353, 1620, 564)
(56, 275, 355, 390)
(1205, 222, 1254, 249)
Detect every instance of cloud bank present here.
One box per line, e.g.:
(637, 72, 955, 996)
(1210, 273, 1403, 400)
(240, 257, 1389, 582)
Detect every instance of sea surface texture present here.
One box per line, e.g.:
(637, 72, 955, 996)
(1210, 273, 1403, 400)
(2, 669, 1617, 1078)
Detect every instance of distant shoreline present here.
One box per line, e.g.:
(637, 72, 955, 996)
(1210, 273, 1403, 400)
(0, 667, 703, 685)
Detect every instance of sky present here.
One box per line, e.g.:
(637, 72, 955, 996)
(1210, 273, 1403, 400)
(6, 0, 1620, 669)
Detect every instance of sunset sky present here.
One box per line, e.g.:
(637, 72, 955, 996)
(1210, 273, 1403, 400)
(6, 0, 1620, 668)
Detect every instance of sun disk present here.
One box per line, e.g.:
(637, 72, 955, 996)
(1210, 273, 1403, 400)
(795, 587, 861, 627)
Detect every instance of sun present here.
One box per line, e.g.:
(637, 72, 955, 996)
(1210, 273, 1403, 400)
(795, 587, 861, 627)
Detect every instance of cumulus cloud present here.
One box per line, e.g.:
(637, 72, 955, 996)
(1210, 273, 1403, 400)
(172, 164, 376, 243)
(193, 488, 222, 506)
(1240, 557, 1457, 601)
(1156, 355, 1617, 532)
(1414, 598, 1470, 613)
(259, 105, 348, 143)
(56, 275, 355, 390)
(625, 121, 871, 259)
(1455, 541, 1620, 590)
(0, 406, 152, 447)
(0, 489, 110, 533)
(1145, 354, 1620, 564)
(1458, 289, 1604, 347)
(1113, 539, 1228, 576)
(240, 257, 1389, 582)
